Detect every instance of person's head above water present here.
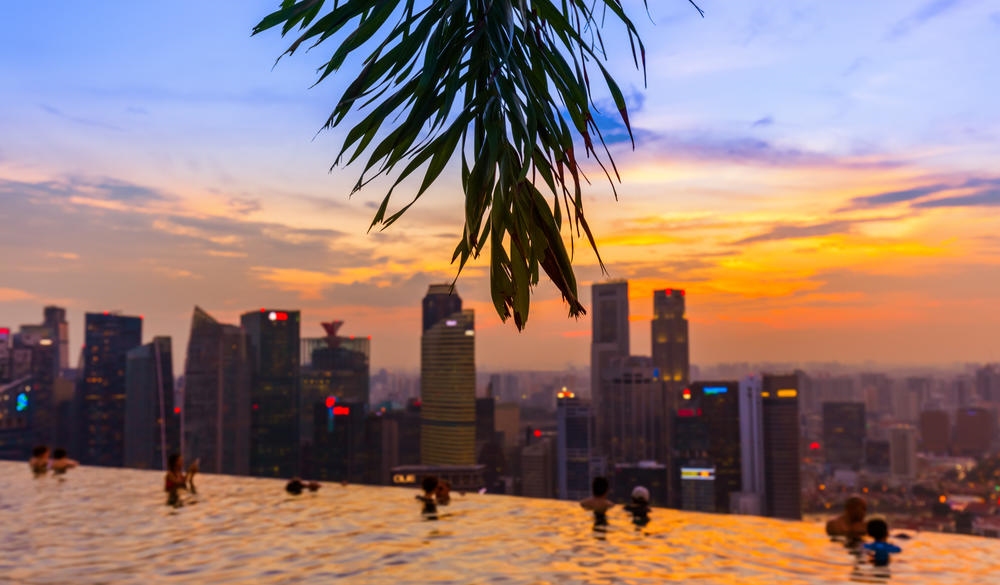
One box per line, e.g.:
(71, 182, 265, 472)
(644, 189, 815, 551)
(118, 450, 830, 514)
(52, 448, 68, 460)
(845, 496, 867, 522)
(167, 453, 183, 472)
(422, 475, 439, 495)
(592, 476, 610, 498)
(867, 518, 889, 541)
(631, 486, 650, 503)
(32, 445, 49, 458)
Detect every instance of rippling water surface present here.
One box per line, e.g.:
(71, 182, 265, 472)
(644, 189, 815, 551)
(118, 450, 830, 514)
(2, 461, 999, 584)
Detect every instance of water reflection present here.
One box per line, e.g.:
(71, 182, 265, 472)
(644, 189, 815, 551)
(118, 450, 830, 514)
(2, 461, 999, 584)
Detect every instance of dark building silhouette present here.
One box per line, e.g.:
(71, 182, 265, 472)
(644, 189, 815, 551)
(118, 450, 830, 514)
(124, 337, 177, 470)
(865, 439, 890, 472)
(822, 402, 866, 469)
(762, 373, 802, 520)
(422, 284, 462, 333)
(310, 399, 366, 482)
(183, 307, 252, 475)
(364, 413, 400, 485)
(43, 306, 70, 372)
(976, 365, 1000, 403)
(476, 396, 496, 453)
(557, 393, 593, 500)
(600, 356, 670, 465)
(242, 309, 301, 478)
(953, 408, 995, 457)
(77, 312, 143, 467)
(590, 281, 630, 457)
(919, 410, 950, 454)
(651, 288, 690, 393)
(695, 381, 742, 512)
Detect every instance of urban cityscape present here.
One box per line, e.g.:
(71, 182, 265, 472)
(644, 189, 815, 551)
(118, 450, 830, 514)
(4, 282, 999, 538)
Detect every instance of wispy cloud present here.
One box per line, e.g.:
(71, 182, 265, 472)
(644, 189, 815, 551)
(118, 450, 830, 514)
(751, 116, 774, 128)
(888, 0, 964, 39)
(0, 288, 36, 302)
(913, 189, 1000, 208)
(45, 252, 79, 260)
(38, 103, 124, 132)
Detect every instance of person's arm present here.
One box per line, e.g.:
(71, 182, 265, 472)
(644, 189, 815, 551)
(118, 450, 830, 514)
(888, 544, 901, 553)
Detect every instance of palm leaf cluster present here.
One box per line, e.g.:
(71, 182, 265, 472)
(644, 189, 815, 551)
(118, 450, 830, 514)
(253, 0, 702, 328)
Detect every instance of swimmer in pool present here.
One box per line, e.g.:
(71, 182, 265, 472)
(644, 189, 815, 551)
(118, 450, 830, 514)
(624, 486, 651, 529)
(165, 453, 198, 507)
(29, 445, 50, 477)
(827, 496, 868, 542)
(863, 518, 901, 567)
(417, 475, 439, 517)
(580, 477, 615, 529)
(435, 479, 452, 506)
(285, 477, 321, 495)
(49, 448, 78, 476)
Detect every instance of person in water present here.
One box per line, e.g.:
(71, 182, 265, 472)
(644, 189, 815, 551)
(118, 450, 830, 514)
(435, 479, 452, 506)
(165, 454, 198, 507)
(826, 496, 868, 541)
(417, 475, 439, 517)
(863, 518, 901, 567)
(50, 448, 78, 475)
(285, 477, 321, 495)
(29, 445, 50, 477)
(580, 476, 615, 529)
(624, 486, 651, 529)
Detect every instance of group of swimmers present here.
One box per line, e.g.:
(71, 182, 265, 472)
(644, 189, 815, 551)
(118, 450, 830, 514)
(580, 476, 651, 530)
(416, 475, 453, 517)
(27, 445, 78, 478)
(826, 496, 903, 567)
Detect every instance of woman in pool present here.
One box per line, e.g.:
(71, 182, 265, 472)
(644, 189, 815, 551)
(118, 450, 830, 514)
(50, 448, 78, 476)
(417, 475, 439, 518)
(165, 454, 198, 507)
(28, 445, 50, 477)
(580, 477, 615, 530)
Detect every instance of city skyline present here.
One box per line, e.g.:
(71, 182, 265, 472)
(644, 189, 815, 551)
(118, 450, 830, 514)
(3, 2, 1000, 370)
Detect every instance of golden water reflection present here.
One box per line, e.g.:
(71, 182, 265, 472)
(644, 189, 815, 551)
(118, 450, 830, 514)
(1, 462, 998, 584)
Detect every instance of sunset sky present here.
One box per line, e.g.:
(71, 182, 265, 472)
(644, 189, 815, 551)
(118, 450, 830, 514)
(2, 1, 999, 371)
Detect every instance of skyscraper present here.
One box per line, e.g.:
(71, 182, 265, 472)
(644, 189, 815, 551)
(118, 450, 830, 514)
(557, 392, 592, 500)
(124, 336, 177, 470)
(422, 284, 463, 333)
(889, 425, 918, 483)
(953, 408, 995, 457)
(762, 373, 802, 520)
(651, 288, 689, 391)
(600, 356, 670, 465)
(734, 375, 765, 515)
(919, 410, 950, 454)
(694, 381, 742, 512)
(521, 436, 555, 498)
(241, 309, 301, 477)
(43, 306, 70, 372)
(183, 307, 252, 476)
(475, 395, 496, 455)
(421, 285, 476, 465)
(822, 402, 866, 469)
(590, 280, 629, 455)
(77, 312, 143, 467)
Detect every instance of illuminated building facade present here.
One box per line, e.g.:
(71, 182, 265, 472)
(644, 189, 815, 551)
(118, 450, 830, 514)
(241, 309, 301, 478)
(77, 312, 143, 467)
(183, 307, 252, 475)
(420, 285, 476, 465)
(761, 373, 802, 520)
(652, 288, 690, 393)
(557, 392, 593, 500)
(124, 336, 177, 470)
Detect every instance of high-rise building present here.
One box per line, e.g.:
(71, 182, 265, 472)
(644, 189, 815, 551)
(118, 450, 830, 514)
(953, 408, 995, 457)
(680, 461, 716, 512)
(557, 392, 592, 500)
(521, 436, 555, 498)
(694, 381, 741, 512)
(889, 425, 918, 483)
(762, 373, 802, 520)
(475, 396, 496, 455)
(822, 402, 866, 469)
(124, 337, 177, 470)
(590, 281, 629, 454)
(422, 284, 463, 333)
(0, 327, 11, 383)
(976, 365, 1000, 403)
(0, 376, 34, 459)
(309, 399, 367, 482)
(734, 375, 765, 515)
(495, 402, 521, 449)
(919, 410, 950, 454)
(77, 312, 143, 467)
(651, 288, 689, 392)
(420, 285, 475, 465)
(364, 412, 400, 485)
(864, 439, 890, 473)
(11, 325, 59, 449)
(241, 309, 301, 478)
(43, 306, 70, 372)
(600, 356, 670, 465)
(183, 307, 252, 476)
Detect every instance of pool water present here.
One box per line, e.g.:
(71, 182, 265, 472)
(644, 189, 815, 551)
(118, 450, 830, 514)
(2, 461, 998, 584)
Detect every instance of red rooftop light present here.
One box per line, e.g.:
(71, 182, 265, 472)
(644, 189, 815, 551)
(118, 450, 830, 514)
(533, 429, 542, 438)
(325, 396, 336, 408)
(810, 441, 821, 451)
(666, 288, 672, 295)
(173, 407, 181, 414)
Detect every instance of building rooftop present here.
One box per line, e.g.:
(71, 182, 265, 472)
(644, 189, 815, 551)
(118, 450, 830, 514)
(2, 461, 998, 583)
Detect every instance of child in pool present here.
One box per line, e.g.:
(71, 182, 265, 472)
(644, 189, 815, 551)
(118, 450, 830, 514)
(29, 445, 50, 477)
(580, 477, 615, 529)
(50, 448, 78, 475)
(285, 477, 321, 495)
(165, 454, 198, 507)
(624, 486, 651, 529)
(417, 475, 439, 516)
(863, 518, 901, 567)
(435, 479, 452, 506)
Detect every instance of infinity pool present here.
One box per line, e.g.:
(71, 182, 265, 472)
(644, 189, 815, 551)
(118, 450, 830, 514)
(2, 461, 998, 584)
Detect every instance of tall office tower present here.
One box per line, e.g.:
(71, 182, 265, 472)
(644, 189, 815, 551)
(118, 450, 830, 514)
(310, 399, 367, 482)
(495, 402, 521, 449)
(475, 395, 496, 455)
(651, 288, 690, 392)
(241, 309, 301, 478)
(521, 436, 556, 498)
(364, 413, 400, 485)
(421, 284, 476, 465)
(183, 307, 252, 475)
(43, 306, 70, 371)
(888, 425, 918, 483)
(864, 440, 890, 473)
(692, 381, 742, 512)
(953, 408, 995, 457)
(557, 392, 593, 500)
(976, 365, 1000, 402)
(590, 280, 629, 454)
(77, 312, 143, 467)
(123, 337, 177, 470)
(601, 356, 670, 465)
(11, 326, 59, 448)
(762, 373, 802, 520)
(822, 402, 866, 469)
(679, 461, 717, 512)
(919, 410, 950, 454)
(732, 375, 765, 515)
(423, 284, 463, 333)
(0, 327, 10, 383)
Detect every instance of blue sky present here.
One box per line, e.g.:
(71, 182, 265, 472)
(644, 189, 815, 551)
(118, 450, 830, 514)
(2, 1, 999, 370)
